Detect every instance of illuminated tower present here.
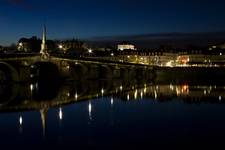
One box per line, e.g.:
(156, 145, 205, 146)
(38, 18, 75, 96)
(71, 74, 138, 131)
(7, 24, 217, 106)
(40, 25, 49, 58)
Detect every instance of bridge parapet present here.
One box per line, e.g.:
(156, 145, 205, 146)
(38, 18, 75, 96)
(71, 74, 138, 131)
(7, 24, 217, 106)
(0, 55, 155, 82)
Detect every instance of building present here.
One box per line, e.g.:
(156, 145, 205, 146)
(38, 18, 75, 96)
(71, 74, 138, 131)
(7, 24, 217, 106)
(208, 42, 225, 50)
(18, 36, 41, 53)
(17, 36, 57, 53)
(117, 42, 136, 51)
(218, 43, 225, 49)
(58, 39, 88, 52)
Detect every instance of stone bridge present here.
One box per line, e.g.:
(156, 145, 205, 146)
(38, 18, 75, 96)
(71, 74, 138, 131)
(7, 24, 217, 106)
(0, 55, 155, 82)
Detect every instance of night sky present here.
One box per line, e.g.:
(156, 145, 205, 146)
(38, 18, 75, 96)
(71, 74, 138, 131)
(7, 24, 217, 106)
(1, 0, 225, 45)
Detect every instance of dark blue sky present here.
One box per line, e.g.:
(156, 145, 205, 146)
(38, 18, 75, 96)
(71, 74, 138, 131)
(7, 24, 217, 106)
(1, 0, 225, 45)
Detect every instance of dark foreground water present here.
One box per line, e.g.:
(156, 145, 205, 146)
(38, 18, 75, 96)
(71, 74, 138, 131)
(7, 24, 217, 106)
(1, 79, 225, 149)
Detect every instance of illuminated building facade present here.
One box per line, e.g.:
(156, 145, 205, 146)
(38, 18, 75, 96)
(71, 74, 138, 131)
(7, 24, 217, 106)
(117, 42, 136, 51)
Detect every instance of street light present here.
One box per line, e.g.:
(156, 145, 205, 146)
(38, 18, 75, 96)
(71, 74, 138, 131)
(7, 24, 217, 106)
(58, 44, 63, 49)
(88, 49, 93, 57)
(18, 42, 23, 50)
(59, 44, 67, 54)
(88, 49, 93, 54)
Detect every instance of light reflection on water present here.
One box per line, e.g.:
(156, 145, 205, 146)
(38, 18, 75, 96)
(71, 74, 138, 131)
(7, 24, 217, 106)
(1, 80, 225, 148)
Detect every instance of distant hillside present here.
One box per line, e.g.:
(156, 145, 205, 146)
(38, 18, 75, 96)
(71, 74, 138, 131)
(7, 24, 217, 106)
(86, 32, 225, 49)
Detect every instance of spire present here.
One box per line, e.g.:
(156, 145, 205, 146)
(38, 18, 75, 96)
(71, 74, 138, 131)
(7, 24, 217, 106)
(40, 24, 49, 59)
(42, 24, 46, 45)
(40, 24, 47, 53)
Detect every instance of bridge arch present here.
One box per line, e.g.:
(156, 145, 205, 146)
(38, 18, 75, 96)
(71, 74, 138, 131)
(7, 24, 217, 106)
(0, 83, 19, 106)
(0, 62, 19, 83)
(120, 68, 129, 79)
(30, 61, 60, 82)
(69, 62, 88, 80)
(98, 65, 113, 79)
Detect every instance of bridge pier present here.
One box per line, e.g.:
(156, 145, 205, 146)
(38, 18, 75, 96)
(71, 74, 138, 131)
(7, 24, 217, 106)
(112, 68, 121, 79)
(128, 67, 137, 80)
(119, 68, 129, 80)
(18, 66, 32, 82)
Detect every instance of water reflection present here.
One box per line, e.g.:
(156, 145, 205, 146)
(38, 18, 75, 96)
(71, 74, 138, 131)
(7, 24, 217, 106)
(19, 116, 23, 126)
(1, 79, 225, 148)
(59, 107, 63, 121)
(2, 81, 225, 113)
(110, 97, 114, 105)
(88, 101, 92, 121)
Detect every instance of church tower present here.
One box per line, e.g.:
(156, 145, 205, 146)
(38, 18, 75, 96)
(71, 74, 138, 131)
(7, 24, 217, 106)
(40, 25, 48, 57)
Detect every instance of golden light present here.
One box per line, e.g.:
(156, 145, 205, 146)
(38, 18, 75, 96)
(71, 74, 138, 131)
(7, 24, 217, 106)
(88, 49, 93, 53)
(154, 90, 157, 99)
(101, 88, 104, 95)
(30, 84, 34, 91)
(127, 94, 130, 101)
(144, 87, 147, 94)
(58, 44, 63, 49)
(181, 85, 189, 94)
(120, 85, 123, 91)
(177, 56, 190, 65)
(176, 87, 180, 96)
(166, 61, 173, 67)
(204, 90, 207, 95)
(134, 89, 138, 99)
(75, 93, 78, 100)
(140, 91, 143, 99)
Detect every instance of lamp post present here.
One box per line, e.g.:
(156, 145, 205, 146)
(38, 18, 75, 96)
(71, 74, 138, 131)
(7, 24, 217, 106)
(18, 42, 23, 51)
(59, 44, 63, 49)
(88, 49, 93, 57)
(58, 44, 66, 55)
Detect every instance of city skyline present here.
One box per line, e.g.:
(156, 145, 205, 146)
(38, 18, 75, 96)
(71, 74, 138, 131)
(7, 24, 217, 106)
(1, 0, 225, 45)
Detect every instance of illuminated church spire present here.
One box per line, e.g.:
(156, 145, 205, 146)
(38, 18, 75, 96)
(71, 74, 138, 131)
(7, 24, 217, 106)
(40, 24, 49, 59)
